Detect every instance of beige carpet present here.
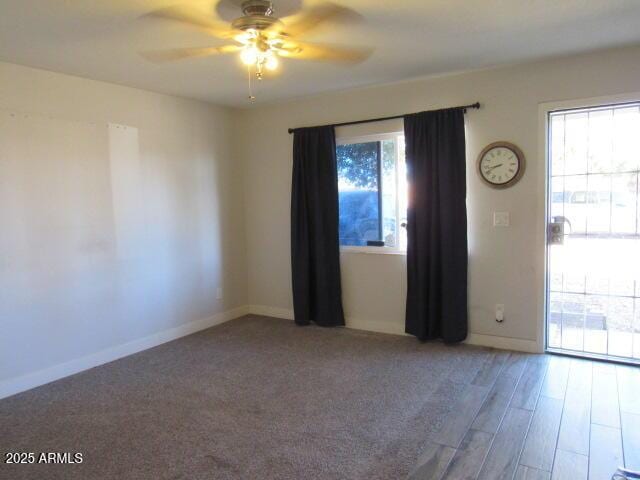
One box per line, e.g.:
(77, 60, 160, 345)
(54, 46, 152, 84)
(0, 315, 492, 480)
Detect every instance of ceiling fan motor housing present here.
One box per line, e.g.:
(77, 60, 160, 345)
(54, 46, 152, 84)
(241, 0, 273, 16)
(232, 0, 282, 31)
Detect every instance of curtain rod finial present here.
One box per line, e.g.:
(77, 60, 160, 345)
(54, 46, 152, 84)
(462, 102, 481, 114)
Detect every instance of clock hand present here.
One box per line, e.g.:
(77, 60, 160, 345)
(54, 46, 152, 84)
(486, 163, 503, 172)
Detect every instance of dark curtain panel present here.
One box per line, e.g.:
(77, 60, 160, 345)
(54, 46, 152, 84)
(404, 108, 468, 342)
(291, 126, 345, 327)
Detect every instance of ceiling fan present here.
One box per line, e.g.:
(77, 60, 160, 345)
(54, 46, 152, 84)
(142, 0, 372, 99)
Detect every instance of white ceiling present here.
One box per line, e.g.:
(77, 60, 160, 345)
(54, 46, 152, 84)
(2, 0, 640, 108)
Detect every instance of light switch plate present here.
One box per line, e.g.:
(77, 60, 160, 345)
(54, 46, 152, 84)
(493, 212, 510, 227)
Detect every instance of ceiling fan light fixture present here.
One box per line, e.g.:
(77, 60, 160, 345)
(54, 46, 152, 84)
(265, 54, 278, 70)
(234, 31, 253, 44)
(239, 34, 280, 72)
(240, 46, 259, 65)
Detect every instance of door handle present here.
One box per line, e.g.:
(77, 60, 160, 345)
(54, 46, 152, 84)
(548, 220, 564, 245)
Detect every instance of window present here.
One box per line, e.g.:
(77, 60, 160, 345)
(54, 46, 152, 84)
(336, 133, 407, 251)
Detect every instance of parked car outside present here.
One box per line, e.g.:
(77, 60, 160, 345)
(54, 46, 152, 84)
(551, 190, 636, 235)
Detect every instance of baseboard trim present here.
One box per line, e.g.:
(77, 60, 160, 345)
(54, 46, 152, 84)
(465, 333, 541, 353)
(248, 305, 404, 335)
(247, 304, 294, 320)
(0, 306, 249, 400)
(247, 305, 540, 352)
(345, 318, 407, 336)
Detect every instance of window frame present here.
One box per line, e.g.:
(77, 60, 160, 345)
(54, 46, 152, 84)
(336, 131, 407, 255)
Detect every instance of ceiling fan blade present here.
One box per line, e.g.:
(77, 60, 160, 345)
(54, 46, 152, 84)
(141, 45, 241, 63)
(274, 2, 362, 37)
(277, 41, 372, 64)
(143, 5, 234, 39)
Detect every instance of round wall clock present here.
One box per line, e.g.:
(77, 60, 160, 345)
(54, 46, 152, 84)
(477, 141, 525, 188)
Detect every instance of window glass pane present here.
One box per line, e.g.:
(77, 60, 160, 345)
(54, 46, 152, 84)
(550, 114, 565, 176)
(337, 142, 380, 246)
(635, 298, 640, 359)
(586, 174, 611, 234)
(584, 294, 607, 354)
(336, 135, 408, 250)
(381, 139, 397, 247)
(608, 296, 634, 358)
(397, 136, 408, 250)
(550, 176, 564, 220)
(613, 106, 640, 173)
(587, 109, 613, 174)
(563, 175, 588, 234)
(611, 173, 637, 234)
(564, 112, 588, 175)
(548, 291, 562, 348)
(561, 293, 585, 351)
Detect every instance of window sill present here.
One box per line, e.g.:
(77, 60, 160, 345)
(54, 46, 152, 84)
(340, 246, 407, 256)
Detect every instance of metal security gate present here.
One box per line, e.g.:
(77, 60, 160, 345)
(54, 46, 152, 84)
(546, 102, 640, 363)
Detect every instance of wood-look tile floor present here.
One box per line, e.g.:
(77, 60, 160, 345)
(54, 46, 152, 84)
(408, 352, 640, 480)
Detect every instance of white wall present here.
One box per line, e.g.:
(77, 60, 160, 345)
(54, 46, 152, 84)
(237, 45, 640, 351)
(0, 62, 246, 391)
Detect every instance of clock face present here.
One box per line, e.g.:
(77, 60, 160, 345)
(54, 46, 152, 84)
(478, 143, 524, 187)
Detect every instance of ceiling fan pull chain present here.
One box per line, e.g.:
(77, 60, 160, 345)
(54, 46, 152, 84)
(247, 64, 255, 101)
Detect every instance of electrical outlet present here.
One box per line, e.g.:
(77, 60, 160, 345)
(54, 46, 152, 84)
(495, 304, 505, 323)
(216, 288, 223, 300)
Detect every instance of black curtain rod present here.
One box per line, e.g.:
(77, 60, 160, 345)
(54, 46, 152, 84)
(287, 102, 480, 134)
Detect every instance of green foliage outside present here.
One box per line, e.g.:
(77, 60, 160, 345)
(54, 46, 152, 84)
(336, 141, 395, 189)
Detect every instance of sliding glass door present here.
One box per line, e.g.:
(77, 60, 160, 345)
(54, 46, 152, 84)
(546, 102, 640, 363)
